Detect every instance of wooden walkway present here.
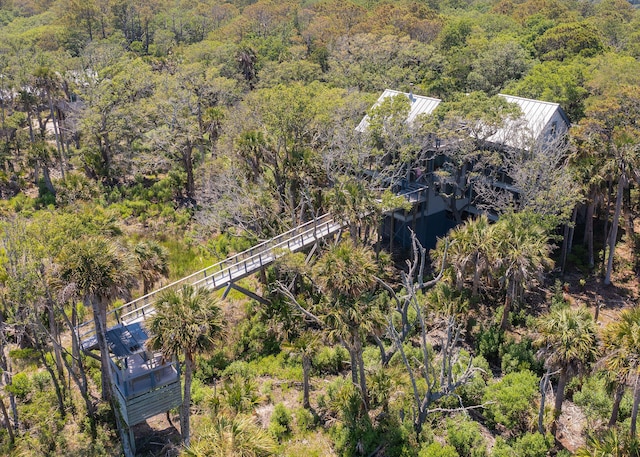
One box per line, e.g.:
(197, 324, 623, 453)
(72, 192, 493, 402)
(78, 214, 343, 349)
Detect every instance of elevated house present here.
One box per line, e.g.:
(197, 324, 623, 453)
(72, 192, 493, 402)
(358, 89, 571, 249)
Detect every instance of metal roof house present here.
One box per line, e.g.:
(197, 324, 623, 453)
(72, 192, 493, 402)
(355, 89, 441, 132)
(488, 94, 571, 149)
(357, 89, 571, 251)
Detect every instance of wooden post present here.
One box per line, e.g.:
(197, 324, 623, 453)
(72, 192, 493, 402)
(128, 427, 136, 456)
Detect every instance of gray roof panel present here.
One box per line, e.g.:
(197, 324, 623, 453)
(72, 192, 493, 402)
(488, 94, 568, 147)
(356, 89, 441, 132)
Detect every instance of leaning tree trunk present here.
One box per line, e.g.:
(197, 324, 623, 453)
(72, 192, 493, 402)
(34, 335, 66, 418)
(554, 367, 568, 418)
(560, 221, 571, 274)
(181, 353, 195, 447)
(89, 296, 112, 401)
(605, 175, 625, 286)
(182, 142, 195, 199)
(47, 93, 65, 180)
(0, 394, 14, 448)
(0, 316, 19, 431)
(602, 180, 614, 276)
(539, 368, 552, 434)
(584, 192, 595, 269)
(609, 383, 625, 427)
(44, 288, 65, 383)
(348, 344, 359, 387)
(472, 253, 481, 296)
(500, 280, 516, 330)
(302, 354, 311, 409)
(624, 188, 636, 263)
(56, 302, 96, 437)
(560, 207, 578, 273)
(356, 336, 368, 410)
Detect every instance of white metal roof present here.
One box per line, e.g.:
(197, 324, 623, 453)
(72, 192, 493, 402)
(486, 94, 570, 148)
(356, 89, 441, 132)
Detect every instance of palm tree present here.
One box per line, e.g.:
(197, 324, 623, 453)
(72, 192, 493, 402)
(58, 237, 138, 401)
(147, 284, 223, 447)
(602, 306, 640, 436)
(433, 214, 493, 295)
(311, 240, 382, 409)
(133, 240, 169, 295)
(58, 236, 137, 456)
(325, 176, 379, 245)
(576, 429, 640, 457)
(493, 212, 553, 329)
(184, 414, 276, 457)
(535, 306, 598, 421)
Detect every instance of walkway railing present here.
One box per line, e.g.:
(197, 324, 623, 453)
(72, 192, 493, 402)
(78, 214, 342, 347)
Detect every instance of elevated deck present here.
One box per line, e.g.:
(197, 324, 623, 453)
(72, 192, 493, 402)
(112, 352, 179, 400)
(111, 352, 182, 426)
(396, 182, 429, 205)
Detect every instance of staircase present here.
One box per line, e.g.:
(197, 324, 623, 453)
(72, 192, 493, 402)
(78, 214, 343, 350)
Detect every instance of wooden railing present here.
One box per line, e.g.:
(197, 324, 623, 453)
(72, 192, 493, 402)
(78, 214, 342, 347)
(111, 355, 180, 399)
(396, 183, 429, 205)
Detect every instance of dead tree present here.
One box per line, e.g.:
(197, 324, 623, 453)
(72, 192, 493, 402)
(383, 233, 482, 438)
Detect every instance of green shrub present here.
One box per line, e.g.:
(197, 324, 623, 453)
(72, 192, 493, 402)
(511, 432, 552, 457)
(295, 407, 316, 432)
(389, 342, 430, 370)
(362, 345, 381, 366)
(313, 345, 348, 375)
(368, 368, 393, 410)
(269, 403, 292, 441)
(456, 356, 490, 405)
(477, 325, 504, 366)
(419, 442, 460, 457)
(233, 307, 280, 359)
(500, 337, 542, 376)
(32, 371, 50, 392)
(492, 433, 552, 457)
(490, 437, 512, 457)
(7, 372, 32, 400)
(196, 349, 231, 381)
(8, 348, 37, 361)
(222, 373, 260, 415)
(483, 370, 538, 433)
(190, 378, 211, 406)
(249, 353, 302, 381)
(573, 374, 618, 423)
(446, 417, 487, 457)
(222, 361, 257, 379)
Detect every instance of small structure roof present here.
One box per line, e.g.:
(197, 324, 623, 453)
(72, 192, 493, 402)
(106, 322, 149, 358)
(486, 94, 570, 148)
(356, 89, 441, 132)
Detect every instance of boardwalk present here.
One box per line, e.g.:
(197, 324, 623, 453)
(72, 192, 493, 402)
(78, 214, 343, 349)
